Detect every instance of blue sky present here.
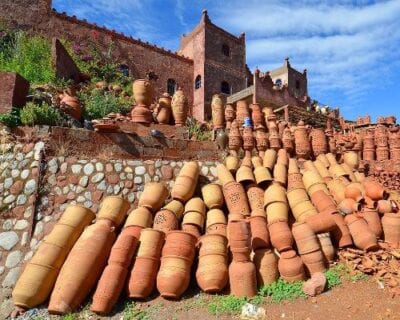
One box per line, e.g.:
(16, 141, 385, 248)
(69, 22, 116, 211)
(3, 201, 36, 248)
(52, 0, 400, 121)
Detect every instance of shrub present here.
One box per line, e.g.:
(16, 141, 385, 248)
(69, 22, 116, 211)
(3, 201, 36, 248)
(0, 108, 21, 127)
(80, 90, 132, 120)
(186, 117, 212, 141)
(259, 278, 306, 302)
(20, 102, 63, 126)
(0, 30, 54, 84)
(208, 295, 263, 315)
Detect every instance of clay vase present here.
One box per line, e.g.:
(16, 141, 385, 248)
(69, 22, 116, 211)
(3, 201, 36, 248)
(363, 180, 387, 201)
(206, 209, 227, 234)
(242, 126, 255, 154)
(207, 223, 227, 237)
(331, 213, 353, 248)
(222, 181, 251, 216)
(91, 226, 140, 314)
(273, 163, 287, 186)
(305, 210, 337, 233)
(184, 197, 206, 215)
(211, 94, 225, 129)
(382, 213, 400, 248)
(253, 249, 279, 287)
(131, 79, 153, 123)
(263, 149, 277, 170)
(343, 151, 359, 170)
(310, 128, 328, 157)
(171, 161, 200, 202)
(162, 231, 198, 261)
(228, 120, 242, 152)
(300, 250, 326, 275)
(255, 127, 268, 156)
(12, 205, 95, 309)
(294, 121, 311, 160)
(48, 220, 116, 314)
(282, 128, 294, 155)
(264, 182, 287, 209)
(314, 160, 331, 182)
(362, 208, 383, 239)
(290, 198, 318, 223)
(317, 233, 336, 264)
(236, 162, 256, 186)
(344, 214, 378, 251)
(287, 172, 305, 192)
(97, 196, 130, 227)
(60, 94, 82, 120)
(236, 100, 250, 127)
(156, 93, 172, 124)
(344, 183, 364, 202)
(153, 208, 179, 233)
(138, 182, 169, 212)
(202, 183, 224, 209)
(278, 250, 306, 282)
(377, 200, 393, 214)
(338, 198, 361, 215)
(225, 103, 235, 129)
(269, 127, 282, 151)
(268, 220, 293, 252)
(327, 179, 346, 204)
(127, 256, 160, 299)
(250, 215, 270, 250)
(171, 88, 188, 126)
(292, 222, 320, 255)
(310, 190, 336, 213)
(163, 199, 185, 220)
(250, 103, 264, 127)
(229, 260, 257, 297)
(266, 202, 289, 224)
(225, 154, 240, 173)
(136, 229, 165, 258)
(124, 207, 153, 229)
(228, 220, 251, 248)
(246, 184, 264, 211)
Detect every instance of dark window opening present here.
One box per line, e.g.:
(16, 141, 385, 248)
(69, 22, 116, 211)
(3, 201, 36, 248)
(275, 79, 282, 88)
(167, 79, 176, 96)
(195, 75, 201, 89)
(295, 80, 300, 89)
(146, 71, 158, 81)
(221, 81, 231, 94)
(120, 64, 129, 77)
(222, 44, 230, 57)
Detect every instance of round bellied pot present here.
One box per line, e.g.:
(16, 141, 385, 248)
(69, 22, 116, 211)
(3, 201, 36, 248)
(127, 256, 159, 299)
(124, 207, 153, 228)
(171, 162, 199, 202)
(363, 179, 388, 201)
(153, 208, 179, 233)
(196, 253, 228, 293)
(198, 234, 228, 257)
(222, 181, 251, 216)
(60, 94, 82, 120)
(377, 200, 393, 214)
(381, 213, 400, 248)
(338, 198, 361, 215)
(268, 220, 293, 252)
(171, 88, 188, 126)
(278, 250, 306, 282)
(361, 208, 383, 239)
(317, 233, 336, 263)
(253, 249, 279, 287)
(344, 183, 364, 202)
(156, 93, 172, 124)
(138, 182, 169, 213)
(344, 214, 378, 251)
(229, 260, 257, 297)
(162, 231, 198, 261)
(250, 215, 270, 250)
(211, 94, 225, 129)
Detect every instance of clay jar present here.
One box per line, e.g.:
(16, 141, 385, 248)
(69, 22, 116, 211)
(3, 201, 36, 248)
(263, 149, 277, 170)
(136, 229, 165, 258)
(362, 208, 383, 239)
(224, 104, 235, 129)
(162, 231, 198, 261)
(343, 151, 359, 171)
(228, 219, 251, 249)
(131, 79, 153, 123)
(250, 103, 264, 127)
(310, 190, 337, 213)
(127, 256, 160, 299)
(211, 94, 225, 129)
(344, 183, 364, 202)
(60, 94, 82, 120)
(138, 182, 168, 212)
(305, 210, 337, 233)
(153, 208, 179, 233)
(171, 161, 200, 202)
(228, 120, 242, 152)
(246, 184, 264, 211)
(317, 233, 336, 264)
(236, 100, 250, 126)
(223, 181, 250, 217)
(171, 88, 188, 126)
(253, 249, 279, 286)
(225, 154, 240, 173)
(250, 215, 270, 250)
(156, 93, 172, 124)
(268, 220, 293, 252)
(229, 260, 257, 297)
(381, 213, 400, 248)
(206, 209, 227, 235)
(363, 180, 387, 201)
(97, 196, 130, 227)
(242, 126, 255, 154)
(344, 214, 378, 251)
(294, 121, 311, 160)
(310, 128, 328, 157)
(338, 198, 361, 215)
(124, 207, 153, 229)
(278, 250, 306, 282)
(202, 183, 224, 209)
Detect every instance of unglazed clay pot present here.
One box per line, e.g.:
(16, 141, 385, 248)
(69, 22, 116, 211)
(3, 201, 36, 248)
(182, 224, 202, 239)
(343, 151, 359, 170)
(207, 223, 228, 237)
(317, 233, 336, 263)
(376, 200, 393, 214)
(206, 209, 227, 230)
(305, 210, 337, 233)
(236, 163, 256, 185)
(162, 231, 198, 261)
(287, 172, 305, 192)
(223, 181, 250, 216)
(314, 159, 331, 182)
(156, 93, 172, 124)
(344, 214, 378, 251)
(310, 128, 327, 157)
(382, 213, 400, 248)
(255, 127, 268, 156)
(246, 184, 264, 211)
(171, 88, 188, 126)
(97, 196, 130, 227)
(266, 202, 289, 224)
(250, 103, 264, 127)
(327, 179, 346, 204)
(211, 94, 225, 129)
(363, 179, 387, 201)
(60, 94, 82, 120)
(253, 249, 279, 286)
(344, 183, 364, 202)
(263, 149, 277, 170)
(338, 198, 361, 215)
(225, 154, 240, 173)
(287, 188, 309, 209)
(228, 120, 242, 152)
(294, 121, 311, 160)
(202, 183, 224, 209)
(217, 163, 236, 185)
(331, 213, 353, 248)
(291, 199, 318, 223)
(171, 161, 200, 202)
(153, 209, 179, 233)
(229, 260, 257, 297)
(48, 220, 116, 314)
(264, 182, 287, 209)
(273, 163, 287, 186)
(127, 256, 159, 299)
(12, 205, 95, 309)
(228, 220, 251, 244)
(196, 254, 228, 293)
(198, 234, 228, 256)
(137, 229, 165, 258)
(236, 100, 250, 127)
(268, 220, 293, 252)
(225, 103, 235, 129)
(292, 222, 320, 255)
(310, 190, 336, 214)
(250, 215, 270, 250)
(278, 250, 306, 282)
(133, 79, 153, 106)
(138, 182, 169, 212)
(124, 207, 153, 228)
(184, 197, 206, 215)
(182, 211, 205, 230)
(362, 208, 383, 238)
(301, 249, 326, 275)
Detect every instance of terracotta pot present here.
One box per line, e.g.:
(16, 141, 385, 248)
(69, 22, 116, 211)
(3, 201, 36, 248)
(256, 128, 269, 156)
(344, 183, 364, 202)
(157, 255, 192, 299)
(294, 121, 311, 160)
(138, 182, 168, 212)
(225, 155, 240, 173)
(137, 229, 165, 258)
(207, 223, 227, 237)
(381, 213, 400, 248)
(12, 205, 94, 309)
(60, 94, 82, 120)
(266, 202, 289, 224)
(246, 184, 264, 211)
(329, 164, 348, 180)
(228, 219, 251, 243)
(181, 223, 202, 239)
(184, 197, 206, 215)
(273, 163, 287, 186)
(171, 88, 188, 126)
(331, 213, 353, 248)
(292, 222, 320, 254)
(341, 163, 357, 182)
(124, 207, 153, 228)
(338, 198, 361, 215)
(133, 79, 153, 106)
(163, 200, 184, 219)
(310, 128, 327, 157)
(228, 120, 242, 151)
(97, 196, 130, 227)
(305, 210, 337, 233)
(301, 250, 326, 275)
(198, 234, 228, 256)
(127, 256, 159, 299)
(250, 103, 263, 127)
(223, 181, 251, 216)
(153, 209, 179, 233)
(264, 182, 287, 209)
(254, 167, 272, 188)
(377, 200, 393, 214)
(225, 103, 235, 129)
(278, 250, 306, 282)
(287, 188, 309, 209)
(253, 249, 279, 286)
(236, 164, 256, 185)
(182, 211, 205, 230)
(344, 214, 378, 251)
(211, 94, 225, 129)
(156, 93, 172, 124)
(362, 208, 383, 238)
(48, 220, 116, 314)
(310, 190, 336, 214)
(91, 226, 139, 313)
(263, 149, 277, 170)
(327, 179, 346, 204)
(268, 220, 293, 252)
(250, 215, 270, 250)
(162, 231, 197, 260)
(291, 200, 318, 222)
(287, 172, 305, 191)
(303, 160, 318, 173)
(196, 254, 228, 293)
(316, 154, 329, 168)
(277, 149, 289, 167)
(343, 151, 359, 171)
(202, 183, 224, 209)
(206, 209, 227, 229)
(302, 170, 324, 195)
(229, 260, 257, 297)
(363, 180, 388, 201)
(171, 162, 199, 202)
(313, 160, 331, 181)
(269, 128, 281, 151)
(242, 126, 254, 153)
(236, 100, 250, 127)
(317, 233, 335, 263)
(217, 163, 236, 185)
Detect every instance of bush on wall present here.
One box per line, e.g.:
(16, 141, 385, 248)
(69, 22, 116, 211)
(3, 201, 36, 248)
(20, 102, 63, 126)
